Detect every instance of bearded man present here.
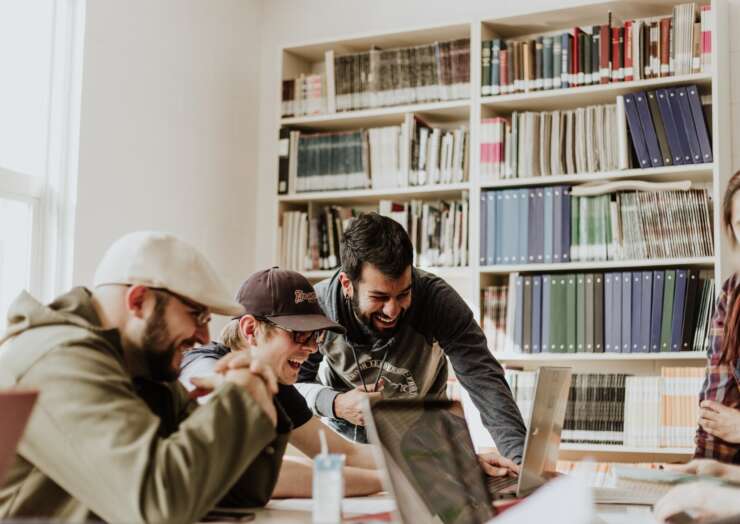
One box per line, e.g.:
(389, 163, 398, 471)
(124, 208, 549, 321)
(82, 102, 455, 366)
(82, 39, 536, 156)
(295, 213, 527, 468)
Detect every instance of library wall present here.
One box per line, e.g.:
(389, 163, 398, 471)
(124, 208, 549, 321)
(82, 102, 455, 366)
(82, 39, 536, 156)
(73, 0, 262, 327)
(254, 0, 740, 268)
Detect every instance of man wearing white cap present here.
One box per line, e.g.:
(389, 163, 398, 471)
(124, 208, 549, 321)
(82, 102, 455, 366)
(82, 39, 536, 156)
(0, 231, 288, 523)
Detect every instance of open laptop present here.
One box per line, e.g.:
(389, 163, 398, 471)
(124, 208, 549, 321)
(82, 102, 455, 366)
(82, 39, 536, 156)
(0, 390, 38, 485)
(363, 366, 572, 524)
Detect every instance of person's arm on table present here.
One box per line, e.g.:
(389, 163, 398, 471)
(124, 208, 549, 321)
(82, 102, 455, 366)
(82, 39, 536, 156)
(271, 417, 382, 497)
(654, 482, 740, 522)
(17, 344, 280, 523)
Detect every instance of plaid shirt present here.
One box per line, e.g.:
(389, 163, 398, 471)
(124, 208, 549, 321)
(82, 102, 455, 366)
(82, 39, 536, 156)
(694, 274, 740, 463)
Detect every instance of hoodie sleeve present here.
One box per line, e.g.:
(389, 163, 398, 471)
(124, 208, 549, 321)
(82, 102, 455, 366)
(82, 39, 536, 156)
(296, 350, 340, 418)
(417, 275, 526, 462)
(15, 340, 284, 524)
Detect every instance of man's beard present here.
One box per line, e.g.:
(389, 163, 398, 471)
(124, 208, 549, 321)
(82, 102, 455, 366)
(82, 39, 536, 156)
(140, 298, 181, 382)
(350, 292, 404, 340)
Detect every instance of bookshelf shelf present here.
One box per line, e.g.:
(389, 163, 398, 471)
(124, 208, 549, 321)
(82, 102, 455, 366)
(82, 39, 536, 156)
(281, 99, 471, 131)
(493, 351, 706, 362)
(480, 164, 713, 189)
(481, 73, 712, 113)
(278, 182, 471, 205)
(480, 257, 716, 274)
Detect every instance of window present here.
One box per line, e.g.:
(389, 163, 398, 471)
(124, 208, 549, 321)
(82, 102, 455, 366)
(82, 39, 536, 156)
(0, 0, 85, 326)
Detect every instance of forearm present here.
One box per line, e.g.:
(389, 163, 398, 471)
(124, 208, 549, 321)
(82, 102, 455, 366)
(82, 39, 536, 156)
(272, 457, 382, 498)
(294, 382, 340, 418)
(345, 443, 378, 470)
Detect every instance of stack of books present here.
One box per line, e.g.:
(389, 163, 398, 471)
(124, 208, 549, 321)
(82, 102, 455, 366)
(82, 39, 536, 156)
(479, 86, 712, 181)
(481, 3, 712, 96)
(479, 186, 713, 265)
(278, 116, 467, 194)
(279, 198, 469, 271)
(281, 38, 470, 118)
(482, 268, 714, 354)
(506, 368, 704, 448)
(379, 198, 469, 268)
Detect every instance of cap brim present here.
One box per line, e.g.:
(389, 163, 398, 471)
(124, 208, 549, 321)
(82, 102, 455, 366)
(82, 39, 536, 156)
(205, 300, 245, 317)
(267, 314, 346, 334)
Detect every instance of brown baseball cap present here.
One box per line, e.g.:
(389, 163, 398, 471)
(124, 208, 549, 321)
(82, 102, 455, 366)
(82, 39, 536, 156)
(235, 267, 345, 334)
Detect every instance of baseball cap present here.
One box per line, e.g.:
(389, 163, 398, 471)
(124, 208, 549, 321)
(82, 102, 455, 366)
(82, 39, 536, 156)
(235, 267, 345, 334)
(93, 231, 244, 317)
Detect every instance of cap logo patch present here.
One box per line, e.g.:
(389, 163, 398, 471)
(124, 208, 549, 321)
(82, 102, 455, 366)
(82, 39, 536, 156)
(294, 290, 317, 304)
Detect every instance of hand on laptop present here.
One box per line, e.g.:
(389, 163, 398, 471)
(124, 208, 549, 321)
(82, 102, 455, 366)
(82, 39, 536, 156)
(477, 452, 520, 477)
(334, 380, 385, 426)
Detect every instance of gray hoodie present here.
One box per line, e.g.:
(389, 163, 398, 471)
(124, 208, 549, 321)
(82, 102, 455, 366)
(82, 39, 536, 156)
(295, 268, 526, 462)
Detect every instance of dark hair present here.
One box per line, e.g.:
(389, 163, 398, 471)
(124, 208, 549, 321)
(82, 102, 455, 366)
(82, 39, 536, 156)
(340, 212, 414, 282)
(721, 171, 740, 365)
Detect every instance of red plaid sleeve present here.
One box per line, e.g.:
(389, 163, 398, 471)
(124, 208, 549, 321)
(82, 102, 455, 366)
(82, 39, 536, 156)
(694, 274, 740, 463)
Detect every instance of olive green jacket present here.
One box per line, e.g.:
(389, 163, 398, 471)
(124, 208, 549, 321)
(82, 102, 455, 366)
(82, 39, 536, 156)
(0, 288, 289, 523)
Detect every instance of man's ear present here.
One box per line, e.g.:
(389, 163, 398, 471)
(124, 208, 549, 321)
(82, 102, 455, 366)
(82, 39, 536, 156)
(239, 314, 258, 343)
(338, 272, 354, 300)
(125, 285, 150, 319)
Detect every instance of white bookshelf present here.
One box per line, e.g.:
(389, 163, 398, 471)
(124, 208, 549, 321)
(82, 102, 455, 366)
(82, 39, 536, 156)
(274, 0, 730, 462)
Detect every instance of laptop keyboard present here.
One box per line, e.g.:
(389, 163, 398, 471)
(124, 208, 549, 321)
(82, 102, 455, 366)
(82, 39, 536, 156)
(487, 475, 518, 494)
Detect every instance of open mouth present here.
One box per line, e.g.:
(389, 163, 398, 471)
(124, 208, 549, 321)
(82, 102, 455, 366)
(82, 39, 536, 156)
(287, 358, 303, 370)
(374, 315, 398, 328)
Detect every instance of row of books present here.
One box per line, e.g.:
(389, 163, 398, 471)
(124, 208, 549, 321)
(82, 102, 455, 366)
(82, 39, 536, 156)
(506, 367, 704, 448)
(479, 86, 712, 181)
(280, 39, 471, 118)
(479, 186, 713, 266)
(278, 118, 468, 194)
(482, 268, 714, 355)
(380, 199, 469, 268)
(481, 3, 712, 96)
(480, 103, 625, 180)
(279, 199, 469, 271)
(623, 86, 712, 168)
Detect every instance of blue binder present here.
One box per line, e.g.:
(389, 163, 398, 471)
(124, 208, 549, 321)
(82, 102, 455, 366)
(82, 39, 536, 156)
(480, 191, 488, 265)
(667, 88, 694, 164)
(655, 88, 686, 165)
(686, 85, 713, 163)
(631, 272, 642, 352)
(671, 269, 688, 351)
(640, 271, 652, 353)
(675, 87, 703, 164)
(623, 93, 652, 168)
(649, 270, 665, 352)
(634, 91, 664, 167)
(621, 271, 632, 352)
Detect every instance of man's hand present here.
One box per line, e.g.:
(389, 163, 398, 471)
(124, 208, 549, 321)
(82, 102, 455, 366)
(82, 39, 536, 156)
(477, 452, 520, 477)
(699, 400, 740, 443)
(333, 380, 384, 426)
(191, 353, 279, 427)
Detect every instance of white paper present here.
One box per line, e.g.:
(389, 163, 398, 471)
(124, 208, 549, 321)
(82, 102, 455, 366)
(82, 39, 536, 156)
(489, 472, 594, 524)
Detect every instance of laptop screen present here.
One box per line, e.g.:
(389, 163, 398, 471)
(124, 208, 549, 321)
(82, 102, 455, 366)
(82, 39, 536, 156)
(368, 399, 495, 524)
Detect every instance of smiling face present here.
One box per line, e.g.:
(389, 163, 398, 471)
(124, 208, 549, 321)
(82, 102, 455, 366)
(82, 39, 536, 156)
(126, 287, 210, 381)
(342, 263, 413, 338)
(245, 317, 318, 385)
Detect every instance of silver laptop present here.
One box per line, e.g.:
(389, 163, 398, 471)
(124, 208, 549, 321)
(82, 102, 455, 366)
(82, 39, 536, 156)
(363, 366, 572, 524)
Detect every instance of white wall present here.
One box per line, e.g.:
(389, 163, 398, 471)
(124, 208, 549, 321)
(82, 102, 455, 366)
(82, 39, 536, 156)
(74, 0, 261, 327)
(254, 0, 740, 265)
